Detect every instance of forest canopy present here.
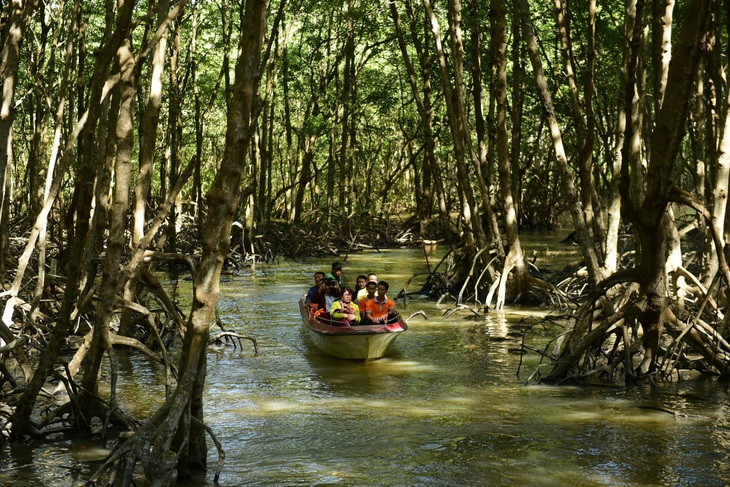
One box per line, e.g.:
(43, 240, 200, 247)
(0, 0, 728, 485)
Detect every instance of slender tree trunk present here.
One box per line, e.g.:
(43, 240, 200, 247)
(492, 0, 527, 308)
(508, 3, 524, 228)
(133, 0, 171, 246)
(292, 103, 317, 223)
(80, 65, 118, 300)
(518, 0, 603, 287)
(120, 0, 183, 337)
(0, 0, 59, 377)
(707, 70, 730, 288)
(26, 0, 49, 219)
(423, 0, 483, 254)
(701, 5, 724, 288)
(10, 0, 134, 438)
(257, 0, 289, 223)
(628, 7, 648, 209)
(470, 0, 502, 257)
(0, 0, 42, 283)
(166, 19, 182, 253)
(78, 32, 138, 425)
(651, 0, 675, 111)
(604, 0, 636, 274)
(391, 0, 442, 240)
(339, 0, 354, 216)
(554, 0, 591, 236)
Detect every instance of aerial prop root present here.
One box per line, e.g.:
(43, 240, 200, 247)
(212, 307, 259, 353)
(85, 404, 225, 486)
(542, 299, 639, 383)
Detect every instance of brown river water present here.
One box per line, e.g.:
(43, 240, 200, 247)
(1, 235, 730, 486)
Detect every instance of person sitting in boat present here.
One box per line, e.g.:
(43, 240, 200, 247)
(357, 280, 378, 324)
(305, 271, 326, 310)
(356, 273, 378, 300)
(330, 287, 361, 326)
(354, 274, 368, 298)
(325, 261, 344, 291)
(312, 278, 340, 323)
(365, 280, 399, 324)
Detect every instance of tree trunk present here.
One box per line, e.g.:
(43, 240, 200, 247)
(166, 19, 182, 253)
(338, 0, 355, 216)
(470, 0, 502, 257)
(88, 2, 267, 484)
(133, 0, 171, 246)
(651, 0, 675, 111)
(390, 0, 440, 240)
(78, 31, 138, 426)
(708, 75, 730, 288)
(633, 0, 710, 375)
(491, 0, 527, 308)
(518, 0, 603, 287)
(0, 0, 42, 282)
(120, 0, 181, 338)
(604, 0, 638, 274)
(705, 7, 729, 289)
(10, 0, 133, 438)
(423, 0, 484, 257)
(547, 0, 712, 381)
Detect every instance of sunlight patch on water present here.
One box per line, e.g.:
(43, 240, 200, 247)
(368, 359, 439, 372)
(225, 394, 482, 421)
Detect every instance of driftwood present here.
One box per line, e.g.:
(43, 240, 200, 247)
(209, 332, 259, 354)
(211, 308, 259, 354)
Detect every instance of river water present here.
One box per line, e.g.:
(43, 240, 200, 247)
(2, 242, 730, 486)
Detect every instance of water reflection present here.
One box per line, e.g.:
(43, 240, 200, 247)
(2, 246, 730, 486)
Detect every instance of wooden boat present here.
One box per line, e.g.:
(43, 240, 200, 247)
(298, 296, 407, 360)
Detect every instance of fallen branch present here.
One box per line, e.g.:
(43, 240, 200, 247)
(210, 332, 259, 354)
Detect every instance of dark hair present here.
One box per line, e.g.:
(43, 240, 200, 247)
(366, 281, 377, 288)
(332, 261, 343, 270)
(314, 271, 326, 278)
(325, 279, 337, 286)
(378, 280, 390, 291)
(357, 274, 367, 281)
(341, 287, 355, 297)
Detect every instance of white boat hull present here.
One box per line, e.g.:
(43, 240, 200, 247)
(299, 297, 407, 360)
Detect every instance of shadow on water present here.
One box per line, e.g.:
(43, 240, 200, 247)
(3, 244, 730, 486)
